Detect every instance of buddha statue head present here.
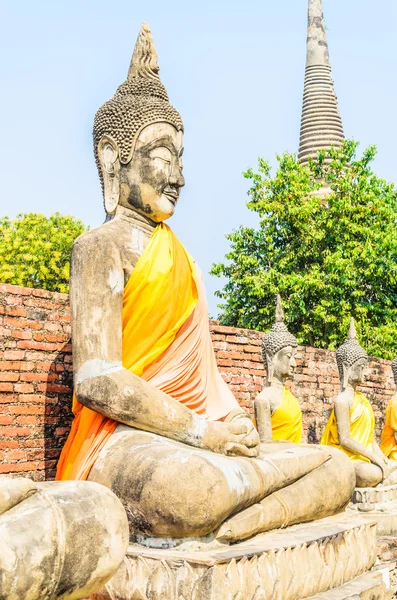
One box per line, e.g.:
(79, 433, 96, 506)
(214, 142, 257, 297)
(392, 356, 397, 390)
(262, 295, 298, 386)
(93, 23, 184, 222)
(336, 319, 369, 391)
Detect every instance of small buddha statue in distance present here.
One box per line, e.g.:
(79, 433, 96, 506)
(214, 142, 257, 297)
(55, 22, 356, 546)
(380, 356, 397, 461)
(255, 295, 303, 444)
(321, 319, 397, 487)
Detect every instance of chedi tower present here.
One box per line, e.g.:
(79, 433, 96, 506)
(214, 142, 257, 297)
(298, 0, 345, 166)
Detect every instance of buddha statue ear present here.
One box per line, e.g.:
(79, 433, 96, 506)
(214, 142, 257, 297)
(98, 136, 121, 215)
(265, 353, 274, 386)
(341, 364, 350, 391)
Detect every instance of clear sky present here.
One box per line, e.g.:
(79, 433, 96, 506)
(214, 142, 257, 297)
(1, 1, 396, 315)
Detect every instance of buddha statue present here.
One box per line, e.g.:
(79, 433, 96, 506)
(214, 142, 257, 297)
(380, 356, 397, 460)
(0, 475, 128, 599)
(56, 22, 356, 547)
(255, 295, 303, 444)
(321, 319, 397, 487)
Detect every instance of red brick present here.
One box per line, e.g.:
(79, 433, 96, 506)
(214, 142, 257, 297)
(0, 427, 31, 437)
(16, 416, 38, 425)
(0, 383, 14, 392)
(20, 372, 56, 382)
(14, 383, 34, 393)
(0, 373, 19, 382)
(5, 306, 27, 317)
(0, 284, 31, 296)
(17, 340, 58, 351)
(0, 416, 14, 425)
(12, 329, 32, 340)
(3, 350, 25, 360)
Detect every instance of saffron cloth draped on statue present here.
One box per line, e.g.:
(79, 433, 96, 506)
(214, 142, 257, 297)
(380, 398, 397, 460)
(320, 392, 375, 462)
(56, 223, 240, 481)
(271, 387, 303, 444)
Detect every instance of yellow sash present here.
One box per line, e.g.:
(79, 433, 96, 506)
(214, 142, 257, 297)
(271, 387, 303, 444)
(381, 396, 397, 460)
(320, 391, 375, 462)
(56, 223, 198, 481)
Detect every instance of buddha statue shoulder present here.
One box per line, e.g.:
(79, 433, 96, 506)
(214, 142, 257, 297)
(380, 356, 397, 461)
(255, 296, 303, 444)
(0, 475, 128, 599)
(321, 319, 397, 487)
(56, 22, 356, 546)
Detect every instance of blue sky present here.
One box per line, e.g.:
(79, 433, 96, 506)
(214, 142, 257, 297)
(1, 1, 396, 315)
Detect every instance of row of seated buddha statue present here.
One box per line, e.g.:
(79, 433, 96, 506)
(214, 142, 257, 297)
(258, 296, 397, 490)
(0, 22, 394, 600)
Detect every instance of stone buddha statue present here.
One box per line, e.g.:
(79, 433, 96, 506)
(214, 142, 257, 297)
(381, 356, 397, 460)
(321, 319, 397, 487)
(255, 296, 303, 444)
(56, 22, 356, 547)
(0, 475, 128, 599)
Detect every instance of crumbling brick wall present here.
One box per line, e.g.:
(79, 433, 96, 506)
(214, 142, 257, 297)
(0, 284, 394, 480)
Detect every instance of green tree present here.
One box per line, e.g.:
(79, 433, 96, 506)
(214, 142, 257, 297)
(0, 213, 87, 293)
(211, 141, 397, 359)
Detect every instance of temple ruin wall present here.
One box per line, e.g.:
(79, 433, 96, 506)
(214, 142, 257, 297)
(0, 283, 394, 481)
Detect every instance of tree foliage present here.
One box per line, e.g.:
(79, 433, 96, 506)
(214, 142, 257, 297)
(211, 141, 397, 359)
(0, 213, 86, 293)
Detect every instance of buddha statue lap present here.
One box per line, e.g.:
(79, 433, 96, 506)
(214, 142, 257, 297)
(321, 319, 397, 488)
(55, 22, 356, 549)
(0, 475, 128, 599)
(255, 296, 303, 445)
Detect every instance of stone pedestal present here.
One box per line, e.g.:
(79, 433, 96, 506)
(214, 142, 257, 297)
(92, 514, 391, 600)
(348, 484, 397, 536)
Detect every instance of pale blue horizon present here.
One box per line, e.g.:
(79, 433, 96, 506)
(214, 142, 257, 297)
(1, 0, 396, 316)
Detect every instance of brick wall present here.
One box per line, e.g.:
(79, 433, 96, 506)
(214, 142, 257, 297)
(0, 284, 394, 480)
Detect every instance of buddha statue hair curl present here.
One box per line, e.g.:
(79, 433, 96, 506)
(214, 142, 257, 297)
(336, 318, 368, 380)
(93, 22, 184, 203)
(261, 295, 297, 372)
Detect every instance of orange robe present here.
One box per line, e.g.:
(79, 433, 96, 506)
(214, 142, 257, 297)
(56, 223, 239, 481)
(271, 387, 303, 443)
(380, 396, 397, 460)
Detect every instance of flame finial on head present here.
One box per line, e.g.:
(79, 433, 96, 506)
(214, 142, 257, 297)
(348, 317, 357, 340)
(128, 22, 160, 81)
(275, 294, 285, 323)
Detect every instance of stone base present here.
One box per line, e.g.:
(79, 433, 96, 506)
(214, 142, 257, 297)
(348, 484, 397, 536)
(306, 571, 391, 599)
(93, 514, 379, 600)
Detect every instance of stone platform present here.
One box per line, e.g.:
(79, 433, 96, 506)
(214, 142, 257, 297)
(92, 514, 383, 600)
(307, 571, 391, 599)
(348, 484, 397, 536)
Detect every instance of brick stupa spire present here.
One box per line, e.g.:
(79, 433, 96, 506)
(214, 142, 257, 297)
(298, 0, 345, 166)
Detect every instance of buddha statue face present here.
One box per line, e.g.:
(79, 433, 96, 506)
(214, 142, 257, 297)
(345, 357, 368, 387)
(271, 345, 297, 382)
(336, 319, 369, 391)
(98, 122, 184, 223)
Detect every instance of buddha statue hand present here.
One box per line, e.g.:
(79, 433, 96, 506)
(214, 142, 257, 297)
(200, 410, 260, 458)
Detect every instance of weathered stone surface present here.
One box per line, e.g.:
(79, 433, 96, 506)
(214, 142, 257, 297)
(0, 479, 129, 600)
(306, 571, 391, 599)
(92, 515, 378, 600)
(348, 483, 397, 536)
